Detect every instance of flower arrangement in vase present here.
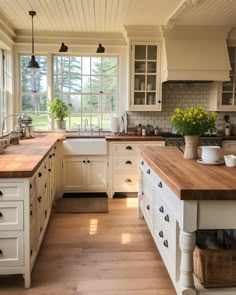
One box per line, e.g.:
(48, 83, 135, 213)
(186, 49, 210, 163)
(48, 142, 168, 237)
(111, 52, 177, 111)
(170, 106, 217, 159)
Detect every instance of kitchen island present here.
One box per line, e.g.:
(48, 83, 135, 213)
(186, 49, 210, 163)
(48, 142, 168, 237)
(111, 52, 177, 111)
(138, 146, 236, 295)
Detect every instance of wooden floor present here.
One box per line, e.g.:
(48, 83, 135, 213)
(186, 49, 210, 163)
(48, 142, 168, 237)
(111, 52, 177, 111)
(0, 198, 176, 295)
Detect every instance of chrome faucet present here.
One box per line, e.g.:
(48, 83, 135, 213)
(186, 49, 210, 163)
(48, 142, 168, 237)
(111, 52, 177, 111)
(84, 118, 89, 131)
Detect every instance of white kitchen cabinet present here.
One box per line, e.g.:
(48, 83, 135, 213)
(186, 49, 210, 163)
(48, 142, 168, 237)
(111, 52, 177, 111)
(209, 47, 236, 111)
(108, 141, 164, 198)
(0, 141, 60, 288)
(63, 156, 108, 192)
(129, 42, 162, 111)
(222, 140, 236, 152)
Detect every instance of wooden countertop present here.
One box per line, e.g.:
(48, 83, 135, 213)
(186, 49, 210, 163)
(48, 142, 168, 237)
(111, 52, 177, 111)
(105, 135, 164, 141)
(138, 146, 236, 201)
(0, 135, 61, 178)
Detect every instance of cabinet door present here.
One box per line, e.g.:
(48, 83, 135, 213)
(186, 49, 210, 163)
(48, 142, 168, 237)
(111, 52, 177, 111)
(63, 157, 86, 191)
(86, 157, 107, 191)
(130, 42, 162, 111)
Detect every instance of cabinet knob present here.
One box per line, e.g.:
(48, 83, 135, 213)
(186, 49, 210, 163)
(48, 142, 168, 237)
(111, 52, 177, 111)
(30, 210, 32, 216)
(0, 212, 3, 217)
(30, 249, 33, 256)
(125, 146, 132, 150)
(141, 160, 144, 165)
(125, 161, 132, 164)
(147, 169, 151, 174)
(38, 172, 42, 177)
(45, 184, 47, 188)
(163, 240, 168, 248)
(87, 160, 90, 163)
(159, 231, 163, 238)
(125, 179, 132, 183)
(164, 214, 169, 222)
(159, 206, 164, 213)
(48, 168, 51, 172)
(158, 100, 161, 104)
(146, 205, 150, 210)
(0, 249, 2, 254)
(83, 160, 86, 163)
(30, 184, 32, 189)
(49, 154, 52, 159)
(158, 181, 162, 188)
(38, 196, 42, 202)
(53, 153, 55, 156)
(142, 191, 144, 195)
(0, 190, 2, 196)
(54, 146, 56, 150)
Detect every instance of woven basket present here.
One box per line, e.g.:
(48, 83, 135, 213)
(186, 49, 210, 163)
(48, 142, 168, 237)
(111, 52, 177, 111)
(194, 230, 236, 288)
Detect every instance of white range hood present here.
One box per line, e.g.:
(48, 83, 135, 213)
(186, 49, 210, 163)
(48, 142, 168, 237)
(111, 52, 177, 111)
(161, 26, 231, 82)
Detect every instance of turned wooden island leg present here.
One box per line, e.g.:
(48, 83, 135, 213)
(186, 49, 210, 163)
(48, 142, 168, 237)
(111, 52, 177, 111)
(179, 230, 196, 295)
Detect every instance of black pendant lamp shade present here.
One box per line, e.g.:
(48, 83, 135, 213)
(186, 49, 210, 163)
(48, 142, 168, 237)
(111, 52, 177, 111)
(59, 42, 68, 52)
(96, 43, 105, 53)
(28, 11, 40, 69)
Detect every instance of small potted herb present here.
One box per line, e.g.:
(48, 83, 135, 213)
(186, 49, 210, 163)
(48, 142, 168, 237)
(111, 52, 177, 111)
(49, 97, 72, 129)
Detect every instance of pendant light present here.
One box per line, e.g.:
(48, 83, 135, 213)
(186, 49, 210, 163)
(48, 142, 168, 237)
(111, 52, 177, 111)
(96, 43, 105, 53)
(59, 42, 68, 52)
(27, 11, 40, 69)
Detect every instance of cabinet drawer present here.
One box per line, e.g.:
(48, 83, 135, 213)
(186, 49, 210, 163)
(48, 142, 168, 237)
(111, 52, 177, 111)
(0, 231, 24, 267)
(111, 143, 139, 155)
(112, 172, 138, 191)
(0, 201, 23, 231)
(112, 155, 138, 171)
(0, 183, 24, 201)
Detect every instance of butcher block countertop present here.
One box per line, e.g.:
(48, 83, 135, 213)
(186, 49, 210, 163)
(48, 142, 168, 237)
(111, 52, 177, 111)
(0, 135, 61, 178)
(138, 146, 236, 201)
(105, 135, 164, 141)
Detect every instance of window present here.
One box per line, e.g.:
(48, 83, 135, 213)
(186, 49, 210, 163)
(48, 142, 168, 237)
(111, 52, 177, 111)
(20, 55, 48, 129)
(0, 49, 6, 134)
(53, 56, 118, 130)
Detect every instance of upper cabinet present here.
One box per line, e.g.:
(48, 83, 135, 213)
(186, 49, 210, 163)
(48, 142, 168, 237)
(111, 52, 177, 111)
(129, 42, 162, 111)
(210, 47, 236, 111)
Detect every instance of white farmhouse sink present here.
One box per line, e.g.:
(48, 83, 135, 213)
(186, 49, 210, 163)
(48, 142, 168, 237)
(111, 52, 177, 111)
(63, 138, 107, 155)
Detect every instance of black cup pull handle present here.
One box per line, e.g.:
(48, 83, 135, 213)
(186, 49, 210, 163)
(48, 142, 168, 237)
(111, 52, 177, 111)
(146, 205, 150, 210)
(125, 179, 132, 183)
(0, 212, 3, 217)
(87, 160, 90, 163)
(38, 172, 42, 177)
(125, 161, 132, 164)
(159, 231, 163, 238)
(147, 169, 151, 174)
(163, 240, 168, 248)
(0, 249, 2, 254)
(0, 190, 2, 196)
(159, 206, 164, 213)
(141, 160, 144, 165)
(126, 146, 132, 150)
(164, 214, 169, 222)
(30, 184, 32, 189)
(83, 160, 86, 163)
(158, 181, 162, 188)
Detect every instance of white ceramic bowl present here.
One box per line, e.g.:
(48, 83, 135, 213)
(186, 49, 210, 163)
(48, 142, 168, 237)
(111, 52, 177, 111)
(201, 146, 220, 163)
(224, 155, 236, 167)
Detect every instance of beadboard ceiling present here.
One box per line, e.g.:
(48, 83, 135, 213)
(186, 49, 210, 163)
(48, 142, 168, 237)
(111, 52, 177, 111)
(0, 0, 236, 35)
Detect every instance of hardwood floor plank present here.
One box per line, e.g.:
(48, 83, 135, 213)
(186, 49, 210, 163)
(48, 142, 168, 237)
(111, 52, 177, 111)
(0, 198, 176, 295)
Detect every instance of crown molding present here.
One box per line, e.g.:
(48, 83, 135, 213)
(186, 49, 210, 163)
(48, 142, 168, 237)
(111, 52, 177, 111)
(122, 25, 162, 42)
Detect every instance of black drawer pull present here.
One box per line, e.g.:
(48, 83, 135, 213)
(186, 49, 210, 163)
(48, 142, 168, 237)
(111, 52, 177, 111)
(45, 184, 47, 188)
(83, 160, 86, 163)
(0, 249, 2, 254)
(30, 249, 33, 256)
(158, 181, 162, 188)
(49, 154, 52, 159)
(125, 179, 132, 183)
(159, 206, 164, 213)
(125, 161, 132, 164)
(87, 160, 90, 163)
(141, 160, 144, 165)
(0, 190, 2, 196)
(159, 231, 163, 238)
(164, 214, 169, 222)
(53, 153, 55, 156)
(147, 169, 151, 174)
(163, 240, 168, 248)
(54, 146, 56, 150)
(30, 184, 32, 189)
(38, 172, 42, 177)
(126, 146, 132, 150)
(48, 169, 51, 172)
(0, 212, 3, 217)
(146, 205, 150, 210)
(38, 196, 42, 202)
(142, 191, 144, 195)
(30, 210, 32, 216)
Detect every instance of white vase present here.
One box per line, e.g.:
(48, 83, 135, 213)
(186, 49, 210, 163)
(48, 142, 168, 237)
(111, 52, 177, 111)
(56, 120, 66, 129)
(184, 135, 199, 160)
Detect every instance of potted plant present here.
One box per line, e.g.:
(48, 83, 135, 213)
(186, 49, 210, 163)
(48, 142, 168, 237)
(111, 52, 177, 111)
(49, 97, 72, 129)
(170, 106, 217, 159)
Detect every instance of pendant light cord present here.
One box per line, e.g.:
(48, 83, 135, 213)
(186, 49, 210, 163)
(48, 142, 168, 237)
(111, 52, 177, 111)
(29, 11, 36, 55)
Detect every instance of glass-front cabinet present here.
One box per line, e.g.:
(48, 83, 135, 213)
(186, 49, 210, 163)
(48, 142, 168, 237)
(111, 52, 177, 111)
(210, 46, 236, 111)
(129, 42, 161, 111)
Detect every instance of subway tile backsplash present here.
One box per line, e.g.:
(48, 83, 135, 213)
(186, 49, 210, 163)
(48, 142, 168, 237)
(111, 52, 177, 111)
(127, 82, 236, 133)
